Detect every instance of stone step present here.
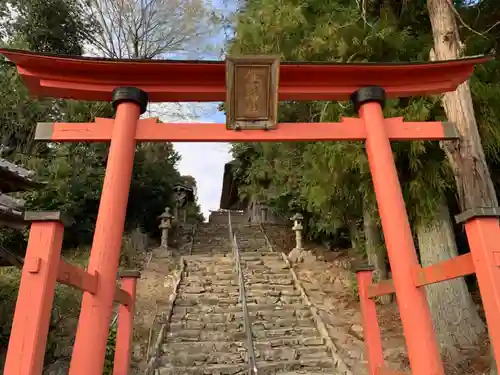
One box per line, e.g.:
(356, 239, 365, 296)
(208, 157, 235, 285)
(175, 293, 301, 304)
(253, 326, 319, 340)
(179, 279, 300, 289)
(183, 267, 235, 274)
(183, 255, 233, 263)
(157, 358, 335, 375)
(168, 317, 315, 332)
(190, 246, 230, 250)
(235, 238, 267, 242)
(162, 336, 325, 354)
(184, 264, 289, 275)
(165, 328, 247, 342)
(242, 258, 286, 265)
(191, 244, 230, 250)
(255, 345, 329, 362)
(178, 283, 297, 293)
(185, 256, 233, 263)
(181, 277, 238, 286)
(174, 296, 239, 306)
(174, 294, 303, 306)
(190, 250, 232, 255)
(240, 253, 282, 261)
(172, 303, 308, 315)
(244, 277, 294, 285)
(183, 271, 237, 279)
(177, 286, 300, 297)
(235, 241, 268, 248)
(160, 344, 328, 367)
(165, 326, 318, 342)
(183, 271, 292, 281)
(161, 350, 246, 367)
(191, 245, 230, 250)
(243, 270, 292, 278)
(171, 307, 312, 323)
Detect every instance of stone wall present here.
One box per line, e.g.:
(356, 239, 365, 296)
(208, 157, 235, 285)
(212, 199, 288, 226)
(245, 199, 287, 225)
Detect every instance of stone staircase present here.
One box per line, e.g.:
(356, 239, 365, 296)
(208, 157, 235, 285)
(235, 224, 336, 374)
(156, 221, 339, 374)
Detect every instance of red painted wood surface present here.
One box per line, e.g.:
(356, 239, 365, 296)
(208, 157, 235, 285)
(465, 217, 500, 369)
(36, 117, 457, 142)
(69, 102, 141, 375)
(3, 220, 64, 375)
(356, 270, 385, 375)
(414, 253, 475, 286)
(113, 276, 138, 375)
(0, 48, 490, 102)
(361, 101, 444, 375)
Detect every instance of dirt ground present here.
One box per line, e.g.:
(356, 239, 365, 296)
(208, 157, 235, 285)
(131, 246, 181, 373)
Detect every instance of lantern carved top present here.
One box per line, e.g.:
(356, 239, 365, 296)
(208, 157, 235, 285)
(173, 184, 195, 208)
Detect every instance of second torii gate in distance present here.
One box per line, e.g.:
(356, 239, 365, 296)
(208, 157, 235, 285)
(2, 49, 499, 375)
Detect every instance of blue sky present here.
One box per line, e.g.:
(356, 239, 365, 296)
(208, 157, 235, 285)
(171, 0, 237, 220)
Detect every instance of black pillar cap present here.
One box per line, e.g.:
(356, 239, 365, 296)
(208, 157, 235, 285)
(24, 211, 72, 227)
(350, 86, 386, 114)
(112, 87, 149, 115)
(455, 207, 500, 224)
(354, 263, 375, 273)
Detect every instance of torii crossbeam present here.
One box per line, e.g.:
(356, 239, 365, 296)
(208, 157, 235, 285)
(1, 48, 499, 375)
(35, 117, 459, 142)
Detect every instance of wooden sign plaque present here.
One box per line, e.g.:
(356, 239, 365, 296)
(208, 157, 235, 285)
(225, 56, 280, 130)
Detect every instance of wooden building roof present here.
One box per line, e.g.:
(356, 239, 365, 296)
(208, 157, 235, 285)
(220, 162, 240, 210)
(0, 158, 43, 266)
(0, 158, 43, 193)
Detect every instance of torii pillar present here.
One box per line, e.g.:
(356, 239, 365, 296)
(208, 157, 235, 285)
(352, 87, 443, 374)
(69, 87, 148, 375)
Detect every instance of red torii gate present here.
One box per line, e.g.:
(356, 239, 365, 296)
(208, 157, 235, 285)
(1, 48, 499, 375)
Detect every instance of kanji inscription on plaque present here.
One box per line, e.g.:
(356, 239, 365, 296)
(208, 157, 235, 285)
(226, 56, 280, 130)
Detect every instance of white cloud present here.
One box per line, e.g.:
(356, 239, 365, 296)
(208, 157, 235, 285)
(174, 142, 231, 220)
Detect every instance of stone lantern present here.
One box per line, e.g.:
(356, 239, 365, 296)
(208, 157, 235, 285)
(159, 207, 173, 250)
(290, 213, 304, 250)
(260, 204, 269, 223)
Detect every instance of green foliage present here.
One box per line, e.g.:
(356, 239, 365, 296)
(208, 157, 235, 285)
(228, 0, 500, 245)
(12, 0, 99, 55)
(128, 143, 183, 235)
(0, 263, 83, 368)
(0, 62, 56, 156)
(0, 268, 19, 350)
(104, 324, 118, 375)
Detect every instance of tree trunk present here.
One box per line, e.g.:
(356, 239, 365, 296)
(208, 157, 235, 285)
(427, 0, 498, 211)
(363, 208, 391, 304)
(348, 220, 362, 253)
(427, 1, 498, 372)
(416, 195, 485, 363)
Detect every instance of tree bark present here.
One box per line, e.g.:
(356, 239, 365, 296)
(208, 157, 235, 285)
(348, 220, 362, 253)
(363, 208, 391, 304)
(427, 0, 498, 211)
(427, 1, 498, 372)
(416, 195, 485, 363)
